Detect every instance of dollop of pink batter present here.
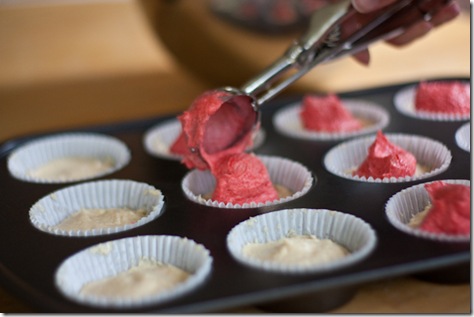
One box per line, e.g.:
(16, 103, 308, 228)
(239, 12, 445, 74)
(179, 89, 278, 205)
(419, 181, 470, 235)
(178, 90, 257, 170)
(353, 131, 416, 179)
(300, 94, 362, 132)
(415, 81, 470, 115)
(212, 153, 279, 205)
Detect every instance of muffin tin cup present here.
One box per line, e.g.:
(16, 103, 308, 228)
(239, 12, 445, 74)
(143, 118, 266, 160)
(323, 133, 452, 183)
(394, 85, 471, 121)
(455, 122, 470, 152)
(7, 132, 130, 184)
(226, 208, 377, 274)
(54, 235, 213, 309)
(385, 179, 470, 243)
(413, 261, 470, 285)
(273, 99, 390, 141)
(257, 285, 359, 313)
(29, 179, 165, 237)
(181, 155, 314, 209)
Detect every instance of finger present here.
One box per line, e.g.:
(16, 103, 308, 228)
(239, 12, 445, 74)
(351, 49, 371, 65)
(351, 0, 396, 13)
(386, 20, 433, 46)
(429, 1, 461, 27)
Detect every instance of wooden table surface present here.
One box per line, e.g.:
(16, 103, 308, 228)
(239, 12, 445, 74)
(0, 0, 470, 313)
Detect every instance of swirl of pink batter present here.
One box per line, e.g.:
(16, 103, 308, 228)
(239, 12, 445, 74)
(419, 181, 470, 235)
(415, 81, 470, 115)
(300, 94, 362, 132)
(353, 131, 416, 179)
(211, 153, 279, 205)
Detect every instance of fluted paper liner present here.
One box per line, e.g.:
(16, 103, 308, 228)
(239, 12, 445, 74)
(7, 133, 130, 184)
(385, 179, 470, 242)
(181, 155, 314, 209)
(394, 85, 470, 121)
(324, 133, 452, 183)
(143, 118, 266, 160)
(455, 122, 470, 152)
(29, 179, 165, 237)
(55, 235, 213, 308)
(273, 99, 390, 141)
(143, 118, 182, 160)
(227, 208, 376, 274)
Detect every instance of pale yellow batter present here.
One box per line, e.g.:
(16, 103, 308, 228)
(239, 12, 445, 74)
(80, 259, 190, 299)
(29, 156, 114, 181)
(408, 204, 431, 228)
(273, 184, 293, 198)
(53, 207, 148, 231)
(242, 235, 349, 266)
(414, 164, 431, 176)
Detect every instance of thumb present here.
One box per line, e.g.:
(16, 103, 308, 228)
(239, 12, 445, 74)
(352, 0, 397, 13)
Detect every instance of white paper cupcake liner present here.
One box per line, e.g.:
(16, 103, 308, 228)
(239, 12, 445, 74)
(385, 179, 470, 242)
(394, 85, 470, 121)
(7, 133, 131, 184)
(273, 99, 390, 141)
(323, 133, 452, 183)
(29, 179, 165, 237)
(55, 235, 213, 308)
(181, 155, 314, 209)
(143, 119, 183, 160)
(143, 118, 266, 160)
(227, 208, 377, 274)
(455, 122, 470, 152)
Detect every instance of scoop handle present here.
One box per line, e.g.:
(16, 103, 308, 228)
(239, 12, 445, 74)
(240, 0, 352, 105)
(240, 0, 452, 107)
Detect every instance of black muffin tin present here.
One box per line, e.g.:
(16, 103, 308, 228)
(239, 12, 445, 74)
(0, 79, 470, 313)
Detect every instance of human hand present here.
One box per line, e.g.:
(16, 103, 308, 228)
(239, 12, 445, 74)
(348, 0, 461, 65)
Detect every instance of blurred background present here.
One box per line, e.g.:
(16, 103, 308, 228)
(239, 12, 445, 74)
(0, 0, 470, 143)
(0, 0, 470, 313)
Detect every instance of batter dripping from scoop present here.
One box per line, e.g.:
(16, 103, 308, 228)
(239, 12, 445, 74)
(178, 90, 257, 171)
(177, 90, 279, 205)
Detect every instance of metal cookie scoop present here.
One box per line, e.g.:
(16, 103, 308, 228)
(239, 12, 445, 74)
(187, 0, 451, 168)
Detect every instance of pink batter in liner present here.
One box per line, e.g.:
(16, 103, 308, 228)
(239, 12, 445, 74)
(211, 153, 279, 205)
(353, 130, 416, 179)
(419, 181, 470, 235)
(300, 94, 362, 132)
(414, 81, 470, 115)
